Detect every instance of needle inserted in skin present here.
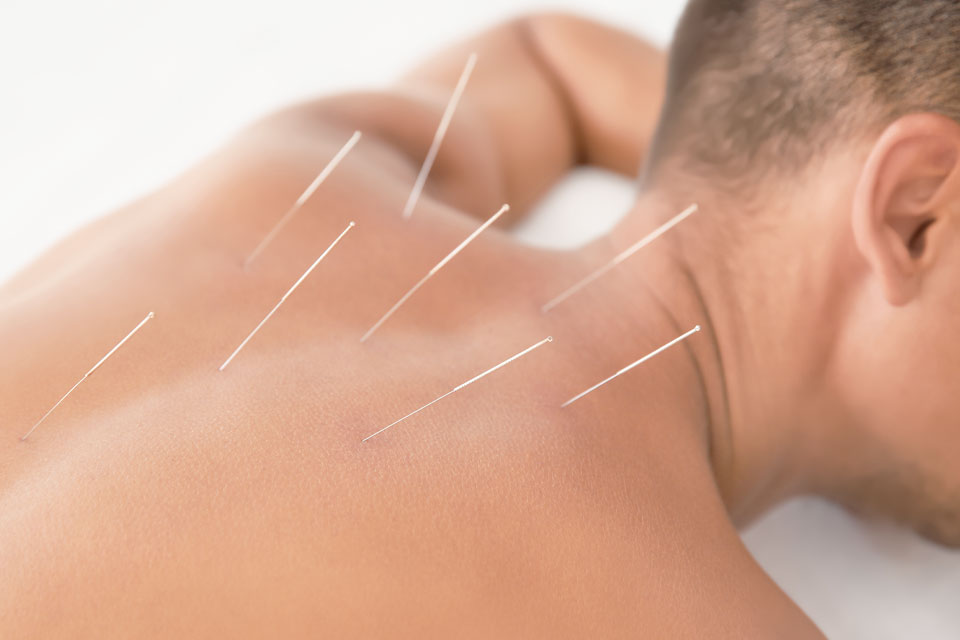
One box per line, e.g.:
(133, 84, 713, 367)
(362, 335, 553, 443)
(244, 131, 361, 268)
(220, 222, 355, 371)
(360, 203, 509, 343)
(402, 53, 477, 220)
(561, 326, 701, 408)
(20, 311, 155, 441)
(541, 203, 698, 313)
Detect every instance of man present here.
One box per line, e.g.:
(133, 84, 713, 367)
(1, 1, 957, 636)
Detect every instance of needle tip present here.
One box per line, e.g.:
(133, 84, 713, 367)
(694, 325, 702, 332)
(546, 336, 554, 342)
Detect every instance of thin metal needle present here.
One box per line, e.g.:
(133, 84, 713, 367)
(244, 131, 361, 268)
(561, 326, 701, 408)
(402, 53, 477, 220)
(220, 222, 355, 371)
(362, 335, 553, 442)
(20, 311, 155, 441)
(360, 203, 509, 343)
(541, 203, 699, 313)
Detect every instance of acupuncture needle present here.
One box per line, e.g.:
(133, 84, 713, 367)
(244, 131, 361, 268)
(360, 203, 508, 343)
(402, 53, 477, 219)
(220, 222, 355, 371)
(542, 204, 698, 313)
(20, 311, 155, 441)
(562, 326, 701, 408)
(362, 335, 553, 442)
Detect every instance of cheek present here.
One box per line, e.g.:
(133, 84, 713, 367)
(902, 398, 960, 468)
(911, 297, 960, 454)
(836, 314, 959, 460)
(833, 258, 960, 460)
(865, 349, 960, 482)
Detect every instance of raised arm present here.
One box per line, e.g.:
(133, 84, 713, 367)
(282, 13, 666, 219)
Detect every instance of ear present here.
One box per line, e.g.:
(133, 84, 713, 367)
(852, 113, 960, 305)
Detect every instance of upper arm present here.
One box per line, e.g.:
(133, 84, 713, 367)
(259, 14, 666, 221)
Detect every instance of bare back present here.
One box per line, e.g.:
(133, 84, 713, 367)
(0, 15, 822, 639)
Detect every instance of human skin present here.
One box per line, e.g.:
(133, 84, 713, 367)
(0, 14, 838, 638)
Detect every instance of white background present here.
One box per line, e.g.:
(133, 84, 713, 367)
(2, 1, 958, 637)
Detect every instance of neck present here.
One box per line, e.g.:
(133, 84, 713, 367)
(600, 190, 821, 525)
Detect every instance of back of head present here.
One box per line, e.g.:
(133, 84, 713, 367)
(644, 0, 960, 547)
(646, 0, 960, 189)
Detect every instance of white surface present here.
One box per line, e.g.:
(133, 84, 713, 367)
(1, 1, 958, 637)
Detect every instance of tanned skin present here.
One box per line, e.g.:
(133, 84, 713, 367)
(0, 15, 824, 638)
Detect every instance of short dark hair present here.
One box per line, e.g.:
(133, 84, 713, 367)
(645, 0, 960, 187)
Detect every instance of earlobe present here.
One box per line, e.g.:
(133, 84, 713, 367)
(852, 113, 960, 306)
